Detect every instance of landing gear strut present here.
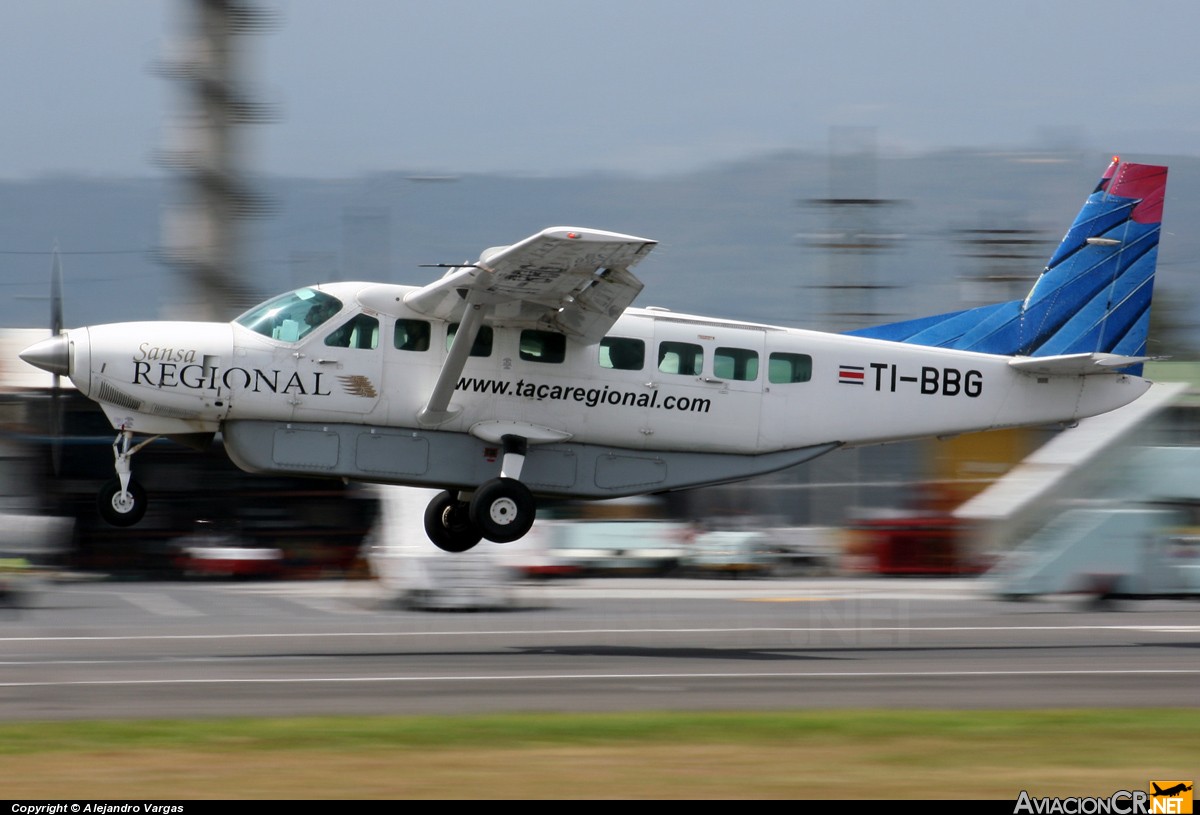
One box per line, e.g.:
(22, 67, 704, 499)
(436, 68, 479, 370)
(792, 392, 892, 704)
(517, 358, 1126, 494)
(96, 429, 155, 527)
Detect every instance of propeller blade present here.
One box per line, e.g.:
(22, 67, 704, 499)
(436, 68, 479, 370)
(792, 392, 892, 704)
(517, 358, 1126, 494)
(50, 243, 63, 335)
(49, 244, 64, 475)
(50, 374, 62, 476)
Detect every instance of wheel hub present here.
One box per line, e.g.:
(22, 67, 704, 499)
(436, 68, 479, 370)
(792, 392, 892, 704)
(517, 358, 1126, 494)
(111, 491, 136, 514)
(487, 497, 518, 526)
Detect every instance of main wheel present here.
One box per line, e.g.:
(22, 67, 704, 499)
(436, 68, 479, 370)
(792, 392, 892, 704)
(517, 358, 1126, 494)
(98, 478, 148, 527)
(469, 478, 536, 543)
(423, 490, 483, 553)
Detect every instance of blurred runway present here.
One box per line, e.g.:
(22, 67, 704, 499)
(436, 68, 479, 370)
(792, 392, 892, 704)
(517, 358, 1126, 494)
(2, 576, 1198, 720)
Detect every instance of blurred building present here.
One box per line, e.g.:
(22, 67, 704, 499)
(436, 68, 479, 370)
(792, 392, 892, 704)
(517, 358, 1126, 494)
(0, 330, 377, 578)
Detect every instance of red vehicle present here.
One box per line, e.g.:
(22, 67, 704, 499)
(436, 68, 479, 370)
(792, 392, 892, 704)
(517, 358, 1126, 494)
(846, 516, 983, 575)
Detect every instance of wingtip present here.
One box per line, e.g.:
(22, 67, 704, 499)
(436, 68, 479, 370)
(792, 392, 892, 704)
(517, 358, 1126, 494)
(542, 226, 657, 245)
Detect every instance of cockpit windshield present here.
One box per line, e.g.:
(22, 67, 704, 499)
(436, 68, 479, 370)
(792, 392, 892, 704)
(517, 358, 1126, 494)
(235, 288, 344, 343)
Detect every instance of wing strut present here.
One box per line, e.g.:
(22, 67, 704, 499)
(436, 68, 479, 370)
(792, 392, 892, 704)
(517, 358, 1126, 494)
(417, 290, 492, 426)
(410, 226, 657, 427)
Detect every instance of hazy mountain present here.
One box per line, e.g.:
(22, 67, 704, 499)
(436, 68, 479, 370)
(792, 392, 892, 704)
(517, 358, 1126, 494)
(2, 149, 1195, 353)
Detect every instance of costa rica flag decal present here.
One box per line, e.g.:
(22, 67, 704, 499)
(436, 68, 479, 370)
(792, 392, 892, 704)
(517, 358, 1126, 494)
(838, 365, 865, 385)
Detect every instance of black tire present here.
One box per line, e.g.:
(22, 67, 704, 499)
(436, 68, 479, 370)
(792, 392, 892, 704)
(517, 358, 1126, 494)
(469, 478, 536, 543)
(423, 490, 483, 553)
(98, 478, 147, 527)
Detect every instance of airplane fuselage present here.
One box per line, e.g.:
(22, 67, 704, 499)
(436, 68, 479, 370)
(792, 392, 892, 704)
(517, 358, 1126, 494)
(54, 279, 1149, 499)
(18, 161, 1170, 547)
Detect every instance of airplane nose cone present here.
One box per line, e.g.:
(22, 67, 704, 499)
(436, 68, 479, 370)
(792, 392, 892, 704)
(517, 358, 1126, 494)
(19, 334, 70, 376)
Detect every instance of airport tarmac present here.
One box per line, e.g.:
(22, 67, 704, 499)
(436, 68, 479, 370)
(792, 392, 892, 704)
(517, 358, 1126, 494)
(2, 576, 1198, 720)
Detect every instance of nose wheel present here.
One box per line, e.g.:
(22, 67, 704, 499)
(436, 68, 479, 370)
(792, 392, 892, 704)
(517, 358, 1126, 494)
(97, 429, 156, 527)
(98, 477, 147, 527)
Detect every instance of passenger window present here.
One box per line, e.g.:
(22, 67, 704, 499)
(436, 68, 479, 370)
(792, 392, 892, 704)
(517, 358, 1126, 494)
(658, 341, 703, 376)
(768, 352, 813, 384)
(324, 314, 379, 349)
(715, 347, 759, 381)
(599, 337, 645, 371)
(519, 330, 566, 363)
(447, 323, 494, 357)
(394, 319, 431, 352)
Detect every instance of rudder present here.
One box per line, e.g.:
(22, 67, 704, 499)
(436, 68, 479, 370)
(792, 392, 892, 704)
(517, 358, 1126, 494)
(849, 157, 1168, 365)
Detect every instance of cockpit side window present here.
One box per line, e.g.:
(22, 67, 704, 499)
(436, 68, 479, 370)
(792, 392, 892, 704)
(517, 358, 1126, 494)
(395, 319, 431, 351)
(325, 314, 380, 349)
(235, 288, 343, 343)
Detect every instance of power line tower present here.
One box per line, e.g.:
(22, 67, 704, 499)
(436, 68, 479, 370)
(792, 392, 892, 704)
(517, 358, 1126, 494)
(155, 0, 279, 320)
(952, 223, 1050, 307)
(799, 127, 905, 332)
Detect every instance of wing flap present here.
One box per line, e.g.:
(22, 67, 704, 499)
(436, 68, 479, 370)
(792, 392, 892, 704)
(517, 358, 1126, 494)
(1008, 353, 1152, 376)
(404, 227, 656, 342)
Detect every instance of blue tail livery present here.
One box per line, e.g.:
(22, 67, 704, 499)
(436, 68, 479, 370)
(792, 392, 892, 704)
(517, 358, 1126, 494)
(848, 157, 1168, 372)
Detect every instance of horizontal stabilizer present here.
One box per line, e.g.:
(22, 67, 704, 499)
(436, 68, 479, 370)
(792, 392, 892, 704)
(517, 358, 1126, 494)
(1008, 353, 1153, 376)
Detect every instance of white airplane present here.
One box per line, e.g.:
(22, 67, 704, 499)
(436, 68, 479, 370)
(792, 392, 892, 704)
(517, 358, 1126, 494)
(20, 157, 1169, 552)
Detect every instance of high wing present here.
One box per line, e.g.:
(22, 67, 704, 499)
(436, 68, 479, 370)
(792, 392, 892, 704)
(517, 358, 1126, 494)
(404, 226, 657, 344)
(408, 226, 657, 426)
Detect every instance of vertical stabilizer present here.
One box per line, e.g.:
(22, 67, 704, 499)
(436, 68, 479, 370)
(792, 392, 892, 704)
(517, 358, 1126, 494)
(849, 158, 1168, 366)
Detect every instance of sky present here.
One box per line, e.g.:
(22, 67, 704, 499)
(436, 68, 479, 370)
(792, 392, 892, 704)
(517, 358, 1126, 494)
(3, 0, 1200, 179)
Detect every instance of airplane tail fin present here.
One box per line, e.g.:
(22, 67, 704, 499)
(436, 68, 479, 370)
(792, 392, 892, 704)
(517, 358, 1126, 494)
(848, 157, 1168, 373)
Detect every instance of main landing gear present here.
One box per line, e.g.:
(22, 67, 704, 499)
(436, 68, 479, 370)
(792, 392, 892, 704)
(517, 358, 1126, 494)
(423, 435, 538, 553)
(97, 429, 155, 527)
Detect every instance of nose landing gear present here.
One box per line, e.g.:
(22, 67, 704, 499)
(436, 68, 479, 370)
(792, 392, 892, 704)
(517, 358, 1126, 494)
(97, 429, 156, 527)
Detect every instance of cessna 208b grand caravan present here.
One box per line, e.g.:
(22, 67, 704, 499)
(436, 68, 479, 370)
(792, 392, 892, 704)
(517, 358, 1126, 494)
(20, 157, 1169, 552)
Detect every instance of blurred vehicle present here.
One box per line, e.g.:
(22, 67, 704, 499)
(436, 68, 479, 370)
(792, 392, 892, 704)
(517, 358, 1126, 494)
(544, 520, 690, 575)
(391, 552, 514, 611)
(367, 485, 516, 611)
(0, 557, 34, 608)
(494, 522, 579, 579)
(682, 530, 779, 577)
(172, 519, 283, 580)
(682, 527, 838, 578)
(0, 512, 73, 608)
(844, 516, 982, 575)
